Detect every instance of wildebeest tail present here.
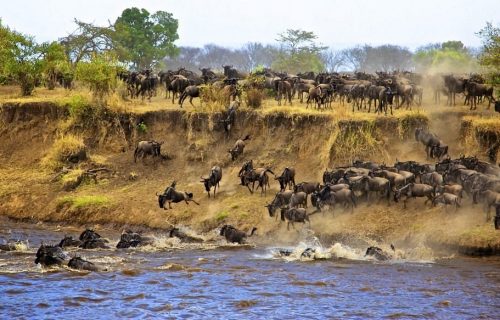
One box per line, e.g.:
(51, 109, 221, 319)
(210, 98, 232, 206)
(242, 134, 251, 141)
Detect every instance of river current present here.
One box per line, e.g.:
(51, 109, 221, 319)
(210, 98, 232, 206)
(1, 220, 499, 319)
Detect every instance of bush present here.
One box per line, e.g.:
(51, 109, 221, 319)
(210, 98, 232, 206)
(41, 134, 86, 170)
(245, 88, 264, 108)
(75, 52, 119, 102)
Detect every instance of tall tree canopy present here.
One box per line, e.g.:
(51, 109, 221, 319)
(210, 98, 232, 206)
(414, 40, 477, 73)
(477, 22, 500, 85)
(272, 29, 326, 74)
(113, 7, 179, 70)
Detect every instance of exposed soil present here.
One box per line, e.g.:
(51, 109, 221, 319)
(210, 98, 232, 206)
(0, 100, 499, 255)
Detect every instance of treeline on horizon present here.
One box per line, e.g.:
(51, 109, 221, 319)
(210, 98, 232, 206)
(0, 7, 498, 97)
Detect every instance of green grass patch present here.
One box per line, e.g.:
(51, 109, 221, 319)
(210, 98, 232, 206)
(215, 210, 230, 222)
(57, 195, 112, 209)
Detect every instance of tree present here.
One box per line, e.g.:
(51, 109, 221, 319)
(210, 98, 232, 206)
(113, 7, 179, 69)
(340, 46, 367, 71)
(59, 19, 114, 66)
(272, 29, 326, 73)
(321, 49, 346, 72)
(75, 52, 120, 102)
(1, 21, 43, 95)
(39, 42, 71, 89)
(477, 22, 500, 86)
(414, 40, 477, 73)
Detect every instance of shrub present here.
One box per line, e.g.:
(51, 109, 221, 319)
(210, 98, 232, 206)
(245, 88, 264, 108)
(75, 52, 120, 103)
(41, 134, 86, 170)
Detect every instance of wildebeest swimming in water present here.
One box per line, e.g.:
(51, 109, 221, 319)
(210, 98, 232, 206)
(78, 229, 109, 249)
(169, 227, 204, 243)
(157, 181, 200, 210)
(219, 225, 257, 244)
(58, 236, 82, 248)
(365, 245, 395, 261)
(34, 244, 68, 266)
(116, 230, 153, 249)
(67, 257, 99, 272)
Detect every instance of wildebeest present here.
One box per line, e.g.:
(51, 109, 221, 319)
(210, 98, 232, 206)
(360, 175, 391, 203)
(433, 192, 461, 212)
(265, 190, 294, 218)
(280, 207, 311, 230)
(415, 128, 442, 159)
(311, 187, 356, 213)
(228, 135, 250, 161)
(394, 183, 434, 209)
(77, 229, 108, 249)
(157, 184, 200, 210)
(116, 230, 153, 249)
(178, 85, 200, 107)
(275, 167, 296, 191)
(67, 257, 98, 272)
(238, 160, 275, 195)
(169, 227, 204, 243)
(200, 166, 222, 198)
(294, 182, 320, 205)
(58, 236, 82, 248)
(465, 81, 495, 110)
(443, 74, 466, 106)
(473, 190, 500, 221)
(365, 246, 393, 261)
(276, 80, 293, 106)
(220, 101, 238, 134)
(34, 244, 67, 266)
(220, 225, 257, 244)
(134, 140, 164, 163)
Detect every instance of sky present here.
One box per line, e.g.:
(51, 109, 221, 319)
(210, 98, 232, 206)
(1, 0, 499, 50)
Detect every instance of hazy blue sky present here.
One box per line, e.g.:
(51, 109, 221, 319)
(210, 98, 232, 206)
(1, 0, 498, 49)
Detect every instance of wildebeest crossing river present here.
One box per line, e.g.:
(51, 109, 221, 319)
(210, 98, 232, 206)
(1, 220, 499, 319)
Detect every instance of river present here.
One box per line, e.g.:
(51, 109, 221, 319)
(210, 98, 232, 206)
(1, 219, 499, 319)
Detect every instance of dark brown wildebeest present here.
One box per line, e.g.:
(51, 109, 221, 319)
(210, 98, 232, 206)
(433, 192, 461, 212)
(228, 135, 250, 161)
(67, 257, 98, 271)
(265, 190, 294, 218)
(275, 167, 296, 191)
(156, 184, 200, 210)
(393, 183, 434, 209)
(443, 74, 466, 106)
(280, 207, 311, 231)
(34, 244, 67, 266)
(414, 128, 441, 159)
(179, 85, 200, 108)
(220, 225, 257, 244)
(473, 190, 500, 221)
(465, 81, 495, 110)
(200, 166, 222, 198)
(276, 80, 293, 106)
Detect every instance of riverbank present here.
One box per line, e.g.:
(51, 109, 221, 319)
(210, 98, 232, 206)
(0, 92, 499, 255)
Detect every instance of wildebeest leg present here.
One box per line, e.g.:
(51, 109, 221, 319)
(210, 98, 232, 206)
(190, 199, 200, 205)
(190, 96, 194, 106)
(168, 201, 172, 209)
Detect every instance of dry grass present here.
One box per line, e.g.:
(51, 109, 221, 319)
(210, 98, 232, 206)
(462, 115, 500, 158)
(57, 195, 112, 209)
(41, 134, 86, 171)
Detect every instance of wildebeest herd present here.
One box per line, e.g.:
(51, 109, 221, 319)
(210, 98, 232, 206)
(131, 104, 500, 235)
(116, 66, 498, 113)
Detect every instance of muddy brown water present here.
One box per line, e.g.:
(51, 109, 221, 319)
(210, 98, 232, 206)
(1, 219, 499, 319)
